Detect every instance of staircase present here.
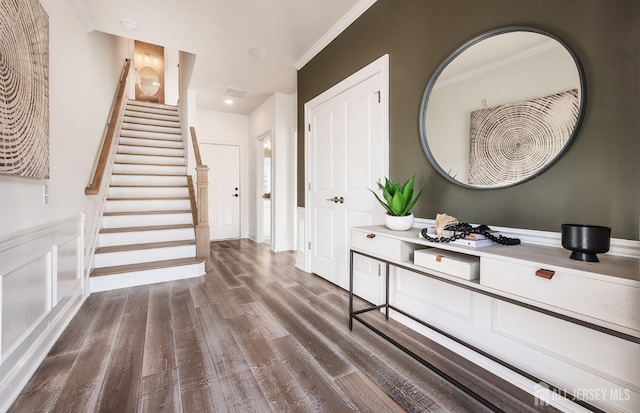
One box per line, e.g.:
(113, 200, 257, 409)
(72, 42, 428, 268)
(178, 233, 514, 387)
(90, 100, 206, 292)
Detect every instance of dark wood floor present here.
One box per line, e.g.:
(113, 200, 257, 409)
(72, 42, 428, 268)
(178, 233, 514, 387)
(8, 239, 558, 413)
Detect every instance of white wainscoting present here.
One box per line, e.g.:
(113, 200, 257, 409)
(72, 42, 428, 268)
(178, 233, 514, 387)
(0, 215, 86, 412)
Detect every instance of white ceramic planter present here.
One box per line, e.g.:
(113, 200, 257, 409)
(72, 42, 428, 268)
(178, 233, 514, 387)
(384, 213, 414, 231)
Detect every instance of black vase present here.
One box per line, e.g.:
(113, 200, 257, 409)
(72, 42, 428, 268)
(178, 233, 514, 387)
(561, 224, 611, 262)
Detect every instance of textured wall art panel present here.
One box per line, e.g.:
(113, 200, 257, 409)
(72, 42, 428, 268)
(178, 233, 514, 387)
(0, 0, 49, 179)
(468, 89, 579, 187)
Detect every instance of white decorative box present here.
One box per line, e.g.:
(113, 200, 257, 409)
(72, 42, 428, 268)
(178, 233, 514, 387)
(414, 248, 480, 280)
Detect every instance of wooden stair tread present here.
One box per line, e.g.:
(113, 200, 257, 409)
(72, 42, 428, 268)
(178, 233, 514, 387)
(109, 184, 188, 188)
(109, 182, 189, 189)
(107, 197, 189, 201)
(118, 143, 183, 150)
(117, 152, 184, 158)
(103, 210, 192, 216)
(90, 257, 205, 278)
(111, 173, 187, 177)
(100, 224, 193, 234)
(120, 129, 182, 136)
(114, 162, 185, 167)
(127, 100, 178, 110)
(118, 133, 182, 140)
(96, 240, 195, 254)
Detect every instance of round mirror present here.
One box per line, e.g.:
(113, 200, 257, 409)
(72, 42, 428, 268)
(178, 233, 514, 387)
(138, 66, 161, 96)
(419, 27, 586, 189)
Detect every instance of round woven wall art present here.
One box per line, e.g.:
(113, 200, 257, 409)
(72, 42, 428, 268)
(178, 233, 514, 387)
(468, 89, 579, 187)
(0, 0, 49, 179)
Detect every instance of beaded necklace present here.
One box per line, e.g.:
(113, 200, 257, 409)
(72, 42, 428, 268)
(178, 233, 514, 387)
(421, 223, 521, 246)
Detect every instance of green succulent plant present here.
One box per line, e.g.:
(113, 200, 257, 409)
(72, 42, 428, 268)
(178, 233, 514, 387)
(370, 175, 424, 217)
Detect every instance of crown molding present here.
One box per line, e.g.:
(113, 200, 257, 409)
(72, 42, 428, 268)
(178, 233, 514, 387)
(294, 0, 377, 70)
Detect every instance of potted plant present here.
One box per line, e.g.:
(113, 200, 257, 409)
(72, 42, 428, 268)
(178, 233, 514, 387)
(370, 175, 424, 230)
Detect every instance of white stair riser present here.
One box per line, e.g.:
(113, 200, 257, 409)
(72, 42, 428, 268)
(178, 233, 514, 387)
(115, 154, 184, 166)
(98, 228, 194, 247)
(112, 163, 187, 175)
(118, 145, 184, 157)
(119, 137, 183, 149)
(89, 100, 203, 293)
(120, 130, 182, 141)
(90, 262, 204, 293)
(123, 116, 180, 129)
(102, 213, 193, 229)
(105, 199, 191, 213)
(110, 174, 187, 187)
(108, 186, 189, 199)
(125, 110, 179, 123)
(94, 244, 196, 268)
(122, 122, 181, 135)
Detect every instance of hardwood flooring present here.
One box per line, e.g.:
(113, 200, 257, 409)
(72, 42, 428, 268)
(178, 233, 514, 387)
(8, 240, 558, 412)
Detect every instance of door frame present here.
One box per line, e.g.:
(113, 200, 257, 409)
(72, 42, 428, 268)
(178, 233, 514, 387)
(303, 54, 389, 273)
(255, 131, 273, 245)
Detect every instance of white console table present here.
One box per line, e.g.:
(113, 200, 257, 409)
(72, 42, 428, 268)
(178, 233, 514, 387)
(349, 225, 639, 413)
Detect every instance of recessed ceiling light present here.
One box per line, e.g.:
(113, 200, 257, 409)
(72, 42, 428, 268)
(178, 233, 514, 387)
(248, 47, 268, 59)
(120, 18, 138, 31)
(224, 99, 234, 105)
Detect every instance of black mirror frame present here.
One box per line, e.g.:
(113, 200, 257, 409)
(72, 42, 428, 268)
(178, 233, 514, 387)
(418, 26, 587, 189)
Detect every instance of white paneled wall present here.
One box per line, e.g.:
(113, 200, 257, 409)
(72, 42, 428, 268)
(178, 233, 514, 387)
(0, 215, 85, 412)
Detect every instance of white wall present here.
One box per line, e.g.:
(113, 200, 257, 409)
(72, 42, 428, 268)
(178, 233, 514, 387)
(248, 93, 296, 251)
(0, 1, 127, 407)
(0, 0, 128, 241)
(164, 48, 179, 105)
(193, 109, 250, 238)
(248, 95, 275, 242)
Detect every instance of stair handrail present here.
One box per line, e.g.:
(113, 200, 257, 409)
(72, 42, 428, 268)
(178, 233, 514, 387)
(189, 127, 211, 269)
(190, 126, 204, 167)
(85, 58, 131, 195)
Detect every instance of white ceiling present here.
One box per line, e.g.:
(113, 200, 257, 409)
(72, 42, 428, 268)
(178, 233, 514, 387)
(75, 0, 374, 114)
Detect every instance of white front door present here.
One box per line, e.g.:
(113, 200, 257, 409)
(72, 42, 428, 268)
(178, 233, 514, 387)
(308, 64, 387, 303)
(200, 144, 241, 240)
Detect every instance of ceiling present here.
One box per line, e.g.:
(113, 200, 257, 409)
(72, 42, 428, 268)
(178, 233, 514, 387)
(75, 0, 374, 115)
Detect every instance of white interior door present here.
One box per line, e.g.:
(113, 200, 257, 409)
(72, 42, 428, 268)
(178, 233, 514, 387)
(308, 70, 386, 303)
(201, 144, 240, 240)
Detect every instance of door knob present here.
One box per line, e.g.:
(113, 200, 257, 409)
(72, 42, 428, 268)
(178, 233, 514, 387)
(326, 196, 338, 203)
(233, 194, 239, 197)
(338, 196, 344, 203)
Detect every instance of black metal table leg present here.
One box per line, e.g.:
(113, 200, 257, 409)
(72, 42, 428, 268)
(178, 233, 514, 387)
(349, 249, 354, 330)
(385, 262, 390, 320)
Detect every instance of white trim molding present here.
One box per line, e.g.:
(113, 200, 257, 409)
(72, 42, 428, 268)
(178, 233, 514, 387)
(294, 0, 378, 70)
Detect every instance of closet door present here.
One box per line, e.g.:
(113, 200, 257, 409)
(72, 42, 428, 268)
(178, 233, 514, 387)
(308, 72, 384, 303)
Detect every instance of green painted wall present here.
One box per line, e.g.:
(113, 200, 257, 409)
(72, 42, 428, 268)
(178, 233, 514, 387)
(297, 0, 640, 240)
